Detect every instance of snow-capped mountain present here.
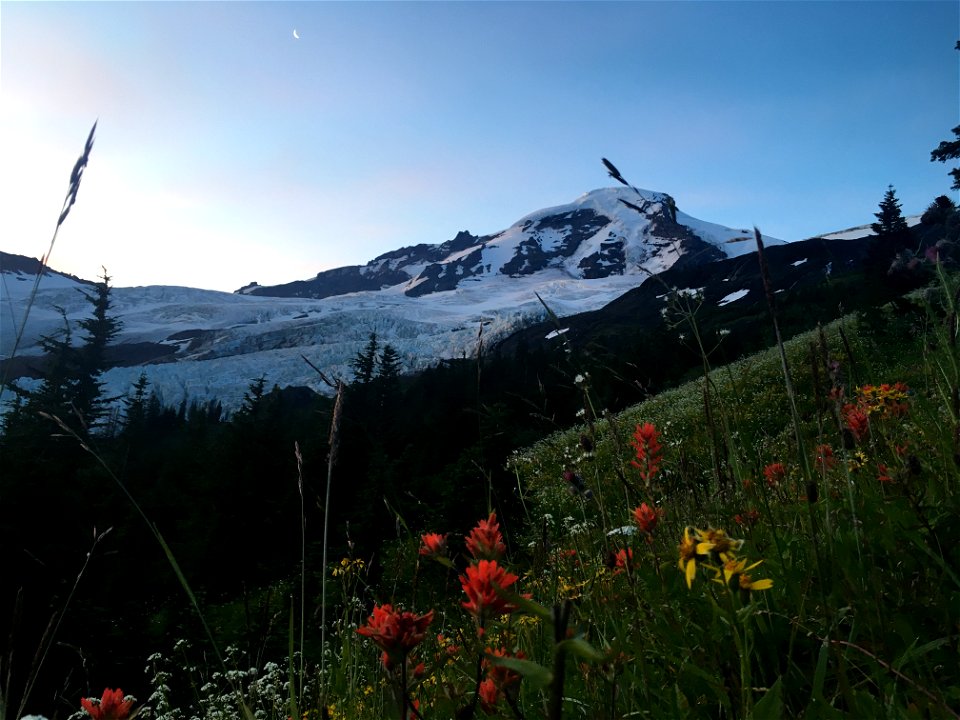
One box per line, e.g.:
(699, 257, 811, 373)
(1, 187, 783, 413)
(241, 187, 773, 300)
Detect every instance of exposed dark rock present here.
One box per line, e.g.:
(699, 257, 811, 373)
(404, 247, 485, 298)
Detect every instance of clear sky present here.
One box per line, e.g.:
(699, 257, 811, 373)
(1, 1, 957, 292)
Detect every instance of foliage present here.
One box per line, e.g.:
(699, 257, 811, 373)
(871, 185, 910, 237)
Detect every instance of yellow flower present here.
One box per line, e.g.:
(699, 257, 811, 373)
(697, 528, 744, 558)
(718, 556, 758, 584)
(678, 526, 714, 589)
(715, 556, 774, 592)
(740, 574, 773, 591)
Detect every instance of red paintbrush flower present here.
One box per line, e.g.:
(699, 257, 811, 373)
(80, 688, 134, 720)
(419, 532, 448, 558)
(356, 603, 434, 668)
(842, 403, 870, 442)
(460, 559, 520, 620)
(613, 547, 636, 574)
(465, 512, 506, 560)
(763, 462, 786, 488)
(630, 422, 663, 483)
(480, 647, 526, 712)
(632, 502, 661, 534)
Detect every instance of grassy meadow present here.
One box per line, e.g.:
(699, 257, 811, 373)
(46, 264, 960, 720)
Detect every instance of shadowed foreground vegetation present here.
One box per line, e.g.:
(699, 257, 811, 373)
(8, 257, 960, 719)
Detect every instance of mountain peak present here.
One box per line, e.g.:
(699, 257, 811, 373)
(245, 187, 781, 300)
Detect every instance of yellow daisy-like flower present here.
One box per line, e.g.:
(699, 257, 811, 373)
(678, 526, 714, 589)
(718, 556, 760, 584)
(697, 528, 744, 558)
(740, 573, 773, 591)
(715, 556, 774, 592)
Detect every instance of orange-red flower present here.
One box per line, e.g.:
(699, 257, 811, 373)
(877, 463, 894, 484)
(478, 678, 499, 713)
(460, 559, 520, 620)
(613, 547, 636, 574)
(763, 462, 786, 488)
(632, 502, 661, 534)
(733, 509, 760, 527)
(842, 403, 870, 442)
(465, 513, 506, 560)
(815, 444, 836, 473)
(356, 603, 434, 667)
(630, 422, 663, 482)
(80, 688, 134, 720)
(480, 647, 526, 712)
(419, 532, 448, 558)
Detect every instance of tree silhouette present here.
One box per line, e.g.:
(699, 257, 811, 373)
(871, 185, 909, 237)
(929, 42, 960, 190)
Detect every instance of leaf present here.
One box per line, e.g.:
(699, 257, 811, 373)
(492, 584, 553, 621)
(893, 636, 950, 672)
(557, 637, 607, 663)
(486, 655, 552, 689)
(812, 638, 829, 701)
(751, 677, 783, 720)
(534, 292, 564, 330)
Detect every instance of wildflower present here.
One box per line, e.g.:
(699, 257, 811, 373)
(763, 462, 786, 488)
(466, 512, 507, 560)
(80, 688, 134, 720)
(563, 470, 593, 500)
(733, 509, 760, 527)
(419, 532, 448, 558)
(331, 557, 365, 577)
(460, 559, 521, 621)
(738, 572, 774, 593)
(815, 444, 836, 473)
(611, 547, 638, 575)
(858, 383, 910, 417)
(842, 404, 870, 442)
(356, 604, 434, 668)
(405, 699, 420, 720)
(877, 463, 894, 484)
(437, 633, 460, 658)
(697, 527, 744, 559)
(480, 647, 526, 712)
(678, 526, 713, 589)
(632, 502, 661, 534)
(630, 422, 664, 483)
(478, 678, 499, 713)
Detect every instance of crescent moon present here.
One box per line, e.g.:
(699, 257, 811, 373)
(293, 29, 300, 39)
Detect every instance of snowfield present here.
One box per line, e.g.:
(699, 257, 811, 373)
(1, 187, 784, 414)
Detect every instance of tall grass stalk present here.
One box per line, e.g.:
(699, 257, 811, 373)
(320, 380, 344, 706)
(294, 441, 307, 703)
(0, 121, 96, 405)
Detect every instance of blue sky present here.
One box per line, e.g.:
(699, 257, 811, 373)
(1, 1, 957, 292)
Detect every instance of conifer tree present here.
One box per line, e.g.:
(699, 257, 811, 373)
(75, 270, 122, 424)
(871, 185, 910, 237)
(236, 375, 268, 421)
(350, 333, 379, 384)
(378, 343, 403, 380)
(120, 372, 151, 436)
(929, 43, 960, 190)
(931, 125, 960, 191)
